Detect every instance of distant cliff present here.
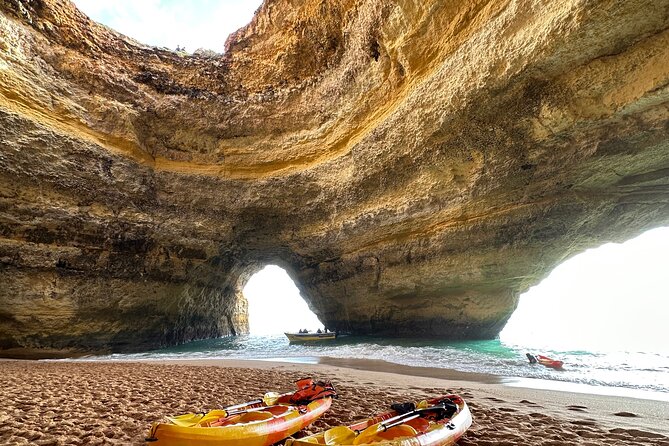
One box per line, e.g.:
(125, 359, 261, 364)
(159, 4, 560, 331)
(1, 0, 668, 358)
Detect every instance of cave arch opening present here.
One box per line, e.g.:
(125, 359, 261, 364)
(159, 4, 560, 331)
(72, 0, 263, 53)
(242, 265, 322, 335)
(500, 226, 669, 354)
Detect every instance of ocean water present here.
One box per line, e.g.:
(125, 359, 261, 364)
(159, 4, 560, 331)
(90, 334, 669, 399)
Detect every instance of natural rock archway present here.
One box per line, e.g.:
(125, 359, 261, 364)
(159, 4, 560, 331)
(1, 0, 668, 358)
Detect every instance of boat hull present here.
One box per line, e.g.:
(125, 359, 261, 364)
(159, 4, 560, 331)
(285, 332, 336, 342)
(537, 355, 564, 369)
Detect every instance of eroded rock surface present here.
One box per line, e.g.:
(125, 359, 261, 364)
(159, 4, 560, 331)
(1, 0, 668, 357)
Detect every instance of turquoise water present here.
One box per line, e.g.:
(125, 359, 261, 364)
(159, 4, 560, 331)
(92, 334, 669, 397)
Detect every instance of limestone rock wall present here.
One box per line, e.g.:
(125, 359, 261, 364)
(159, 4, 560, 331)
(1, 0, 668, 357)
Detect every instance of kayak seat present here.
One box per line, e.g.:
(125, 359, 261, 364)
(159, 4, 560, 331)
(212, 411, 274, 427)
(266, 405, 291, 416)
(237, 411, 275, 423)
(405, 417, 430, 433)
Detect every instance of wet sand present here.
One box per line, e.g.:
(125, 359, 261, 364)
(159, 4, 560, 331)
(1, 358, 668, 445)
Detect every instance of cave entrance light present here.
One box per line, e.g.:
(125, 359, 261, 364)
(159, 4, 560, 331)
(72, 0, 263, 53)
(243, 265, 323, 335)
(500, 227, 669, 354)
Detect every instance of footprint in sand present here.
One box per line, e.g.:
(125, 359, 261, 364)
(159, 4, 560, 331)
(567, 405, 588, 412)
(612, 412, 638, 418)
(519, 399, 541, 406)
(609, 428, 665, 439)
(570, 419, 597, 426)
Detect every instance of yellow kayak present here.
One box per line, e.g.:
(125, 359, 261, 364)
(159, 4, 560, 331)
(146, 379, 337, 446)
(286, 394, 471, 446)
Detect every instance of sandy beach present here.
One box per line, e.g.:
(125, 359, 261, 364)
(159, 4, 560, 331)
(1, 358, 668, 445)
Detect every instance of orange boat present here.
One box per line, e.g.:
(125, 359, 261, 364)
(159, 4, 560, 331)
(146, 378, 336, 446)
(527, 353, 564, 369)
(536, 355, 564, 369)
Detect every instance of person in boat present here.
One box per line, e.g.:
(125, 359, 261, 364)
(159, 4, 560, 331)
(317, 328, 322, 333)
(526, 353, 537, 364)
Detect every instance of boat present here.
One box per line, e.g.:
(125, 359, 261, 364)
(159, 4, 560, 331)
(145, 378, 336, 446)
(285, 331, 336, 342)
(285, 394, 471, 446)
(527, 353, 564, 369)
(536, 355, 564, 369)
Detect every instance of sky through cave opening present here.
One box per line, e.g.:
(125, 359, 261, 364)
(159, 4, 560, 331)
(500, 226, 669, 355)
(243, 265, 322, 335)
(73, 0, 264, 53)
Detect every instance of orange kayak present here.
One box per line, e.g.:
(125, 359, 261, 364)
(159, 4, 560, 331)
(286, 394, 471, 446)
(527, 353, 564, 369)
(536, 355, 564, 369)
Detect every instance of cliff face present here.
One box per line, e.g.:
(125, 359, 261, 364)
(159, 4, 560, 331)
(1, 0, 668, 358)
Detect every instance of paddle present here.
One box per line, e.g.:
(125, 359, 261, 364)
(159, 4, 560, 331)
(166, 392, 284, 427)
(352, 409, 435, 445)
(324, 426, 357, 445)
(165, 412, 209, 427)
(321, 404, 447, 445)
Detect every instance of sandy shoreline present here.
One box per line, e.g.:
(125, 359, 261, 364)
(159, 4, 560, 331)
(1, 358, 668, 445)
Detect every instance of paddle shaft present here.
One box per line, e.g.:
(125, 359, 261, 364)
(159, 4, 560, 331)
(352, 403, 447, 442)
(382, 412, 422, 431)
(376, 404, 446, 430)
(226, 404, 282, 417)
(222, 390, 289, 413)
(224, 398, 263, 412)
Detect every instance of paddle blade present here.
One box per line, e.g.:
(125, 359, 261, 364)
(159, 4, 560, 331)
(263, 392, 281, 406)
(352, 423, 383, 445)
(194, 409, 229, 427)
(324, 426, 357, 445)
(166, 413, 204, 427)
(206, 409, 228, 417)
(376, 425, 417, 440)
